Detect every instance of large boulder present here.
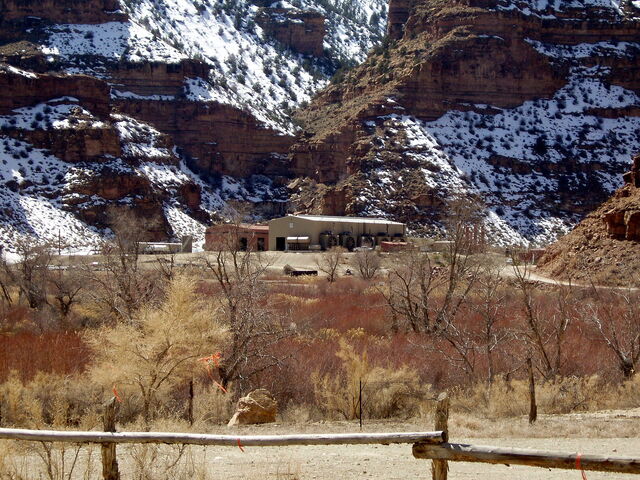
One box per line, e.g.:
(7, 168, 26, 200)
(227, 389, 277, 427)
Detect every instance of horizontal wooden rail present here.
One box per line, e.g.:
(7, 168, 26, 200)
(413, 442, 640, 474)
(0, 428, 446, 447)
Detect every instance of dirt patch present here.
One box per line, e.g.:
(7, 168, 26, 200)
(7, 412, 638, 479)
(186, 437, 639, 480)
(176, 411, 640, 479)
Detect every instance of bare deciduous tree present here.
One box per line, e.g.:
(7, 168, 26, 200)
(382, 249, 437, 333)
(511, 255, 575, 380)
(82, 208, 162, 323)
(585, 287, 640, 378)
(472, 259, 510, 384)
(315, 247, 346, 283)
(48, 267, 84, 322)
(352, 249, 381, 280)
(203, 217, 291, 392)
(1, 237, 86, 328)
(2, 238, 54, 310)
(382, 196, 483, 333)
(0, 250, 13, 306)
(419, 258, 514, 381)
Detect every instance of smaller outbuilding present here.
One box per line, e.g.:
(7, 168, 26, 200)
(205, 224, 269, 251)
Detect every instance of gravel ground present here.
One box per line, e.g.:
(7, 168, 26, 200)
(4, 413, 640, 479)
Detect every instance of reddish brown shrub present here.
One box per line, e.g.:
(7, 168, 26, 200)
(0, 331, 89, 382)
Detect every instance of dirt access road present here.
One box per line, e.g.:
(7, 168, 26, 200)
(114, 412, 640, 479)
(195, 437, 638, 480)
(6, 410, 639, 479)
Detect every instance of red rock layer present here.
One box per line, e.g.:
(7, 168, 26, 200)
(0, 0, 126, 24)
(387, 0, 417, 40)
(256, 8, 326, 57)
(0, 68, 111, 117)
(111, 60, 211, 97)
(538, 155, 640, 285)
(116, 99, 295, 178)
(19, 126, 122, 163)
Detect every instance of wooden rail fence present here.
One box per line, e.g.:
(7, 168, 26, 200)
(0, 427, 447, 447)
(0, 395, 639, 479)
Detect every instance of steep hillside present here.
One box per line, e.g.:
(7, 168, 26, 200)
(0, 0, 386, 251)
(537, 153, 640, 286)
(0, 64, 229, 251)
(291, 0, 640, 245)
(1, 0, 387, 132)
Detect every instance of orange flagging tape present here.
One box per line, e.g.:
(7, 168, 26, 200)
(112, 385, 122, 403)
(198, 353, 222, 366)
(576, 452, 588, 480)
(213, 380, 228, 394)
(237, 438, 245, 452)
(197, 353, 227, 393)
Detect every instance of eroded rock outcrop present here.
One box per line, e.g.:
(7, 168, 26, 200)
(387, 0, 416, 40)
(0, 66, 111, 117)
(0, 0, 125, 24)
(0, 63, 211, 243)
(116, 99, 295, 179)
(256, 5, 326, 57)
(0, 0, 127, 42)
(111, 60, 211, 97)
(603, 155, 640, 242)
(538, 154, 640, 285)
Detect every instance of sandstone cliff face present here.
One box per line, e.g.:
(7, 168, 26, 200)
(256, 6, 326, 57)
(111, 60, 211, 97)
(397, 33, 565, 120)
(291, 0, 640, 244)
(538, 154, 640, 285)
(604, 155, 640, 241)
(0, 66, 111, 117)
(116, 99, 295, 179)
(0, 0, 127, 42)
(0, 64, 213, 247)
(17, 125, 122, 164)
(0, 66, 122, 164)
(0, 0, 125, 23)
(386, 0, 416, 40)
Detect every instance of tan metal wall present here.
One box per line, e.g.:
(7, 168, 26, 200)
(268, 216, 405, 251)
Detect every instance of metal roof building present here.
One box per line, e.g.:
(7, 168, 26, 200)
(268, 215, 406, 251)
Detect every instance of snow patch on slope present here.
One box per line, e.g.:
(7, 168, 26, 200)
(0, 136, 104, 252)
(39, 0, 386, 133)
(426, 70, 640, 244)
(526, 39, 640, 59)
(42, 21, 185, 63)
(357, 68, 640, 246)
(113, 114, 172, 160)
(496, 0, 625, 16)
(0, 101, 107, 131)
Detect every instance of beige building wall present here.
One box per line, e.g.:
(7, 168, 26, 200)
(268, 215, 405, 251)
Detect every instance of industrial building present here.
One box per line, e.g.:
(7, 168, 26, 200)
(268, 215, 406, 251)
(204, 224, 269, 251)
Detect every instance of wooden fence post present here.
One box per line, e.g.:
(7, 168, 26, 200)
(188, 379, 194, 426)
(432, 392, 449, 480)
(101, 397, 120, 480)
(527, 358, 537, 424)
